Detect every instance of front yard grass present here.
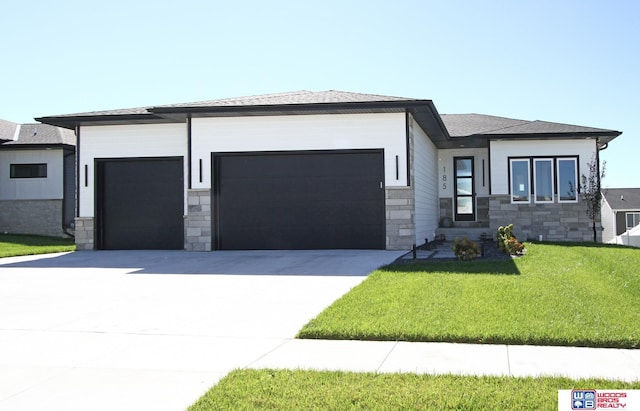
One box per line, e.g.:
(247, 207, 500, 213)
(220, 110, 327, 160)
(298, 242, 640, 348)
(0, 233, 75, 258)
(188, 369, 640, 410)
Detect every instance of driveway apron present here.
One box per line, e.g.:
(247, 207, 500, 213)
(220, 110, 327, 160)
(0, 250, 404, 411)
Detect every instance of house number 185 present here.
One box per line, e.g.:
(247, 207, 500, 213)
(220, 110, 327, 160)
(442, 166, 447, 190)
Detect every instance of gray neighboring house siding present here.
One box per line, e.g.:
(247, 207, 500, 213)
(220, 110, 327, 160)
(0, 121, 76, 238)
(35, 90, 622, 251)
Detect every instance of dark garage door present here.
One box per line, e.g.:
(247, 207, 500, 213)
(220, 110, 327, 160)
(213, 150, 385, 250)
(96, 157, 184, 250)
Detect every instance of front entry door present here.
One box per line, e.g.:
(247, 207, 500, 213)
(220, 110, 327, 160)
(454, 157, 475, 221)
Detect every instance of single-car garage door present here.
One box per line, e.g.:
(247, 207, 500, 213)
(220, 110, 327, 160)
(213, 150, 385, 250)
(96, 157, 184, 250)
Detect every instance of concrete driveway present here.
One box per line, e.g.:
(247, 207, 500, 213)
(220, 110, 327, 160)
(0, 250, 404, 411)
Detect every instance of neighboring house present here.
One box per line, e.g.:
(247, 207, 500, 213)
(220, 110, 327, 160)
(0, 119, 76, 237)
(36, 90, 622, 251)
(601, 188, 640, 243)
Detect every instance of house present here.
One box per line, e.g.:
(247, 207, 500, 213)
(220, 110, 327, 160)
(601, 188, 640, 243)
(35, 90, 622, 251)
(0, 119, 76, 237)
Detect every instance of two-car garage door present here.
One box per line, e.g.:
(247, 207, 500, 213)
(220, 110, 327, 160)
(213, 150, 386, 250)
(95, 150, 386, 250)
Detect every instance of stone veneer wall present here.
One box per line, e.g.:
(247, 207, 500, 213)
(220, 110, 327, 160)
(438, 197, 490, 228)
(386, 187, 415, 250)
(489, 195, 599, 242)
(75, 217, 94, 250)
(184, 189, 212, 251)
(0, 199, 66, 237)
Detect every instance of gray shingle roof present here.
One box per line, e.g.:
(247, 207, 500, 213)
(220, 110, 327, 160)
(156, 90, 413, 109)
(603, 188, 640, 210)
(0, 118, 18, 141)
(42, 90, 417, 118)
(441, 114, 529, 137)
(441, 113, 617, 137)
(35, 91, 621, 146)
(0, 122, 75, 147)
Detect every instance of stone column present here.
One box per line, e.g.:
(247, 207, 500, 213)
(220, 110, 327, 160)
(184, 189, 212, 251)
(74, 217, 94, 250)
(386, 187, 415, 250)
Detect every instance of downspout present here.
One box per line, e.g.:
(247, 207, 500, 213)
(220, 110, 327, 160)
(64, 124, 81, 239)
(187, 115, 192, 190)
(75, 124, 80, 220)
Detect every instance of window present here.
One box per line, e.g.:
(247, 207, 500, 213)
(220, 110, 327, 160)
(626, 213, 640, 230)
(557, 158, 578, 202)
(10, 163, 47, 178)
(534, 159, 554, 203)
(509, 156, 579, 204)
(454, 157, 475, 221)
(510, 159, 530, 203)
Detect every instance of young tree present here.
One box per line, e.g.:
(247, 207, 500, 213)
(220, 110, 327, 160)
(581, 155, 606, 242)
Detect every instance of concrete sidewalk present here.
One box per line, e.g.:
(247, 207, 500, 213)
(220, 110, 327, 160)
(248, 338, 640, 382)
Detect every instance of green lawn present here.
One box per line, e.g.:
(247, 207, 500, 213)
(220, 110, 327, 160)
(298, 242, 640, 348)
(188, 369, 640, 411)
(0, 233, 75, 258)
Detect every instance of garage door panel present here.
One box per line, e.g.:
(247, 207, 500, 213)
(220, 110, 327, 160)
(220, 224, 384, 250)
(221, 199, 382, 227)
(214, 150, 385, 250)
(220, 177, 380, 200)
(97, 158, 183, 250)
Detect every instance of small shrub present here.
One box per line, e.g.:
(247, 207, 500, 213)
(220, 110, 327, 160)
(505, 237, 525, 255)
(497, 224, 525, 256)
(452, 237, 481, 260)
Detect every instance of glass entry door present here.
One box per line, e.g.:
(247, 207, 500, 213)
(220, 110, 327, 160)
(454, 157, 475, 221)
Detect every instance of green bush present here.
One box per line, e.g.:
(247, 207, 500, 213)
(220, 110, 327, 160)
(452, 237, 481, 260)
(497, 224, 525, 255)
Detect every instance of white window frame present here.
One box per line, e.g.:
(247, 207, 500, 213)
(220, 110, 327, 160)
(533, 158, 554, 203)
(557, 158, 578, 203)
(510, 159, 530, 204)
(626, 212, 640, 230)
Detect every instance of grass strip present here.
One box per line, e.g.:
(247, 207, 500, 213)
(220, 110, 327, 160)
(0, 233, 75, 258)
(188, 369, 640, 410)
(298, 243, 640, 348)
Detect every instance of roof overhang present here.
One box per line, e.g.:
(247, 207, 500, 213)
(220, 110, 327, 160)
(34, 114, 169, 129)
(35, 100, 453, 144)
(486, 132, 621, 148)
(0, 143, 75, 151)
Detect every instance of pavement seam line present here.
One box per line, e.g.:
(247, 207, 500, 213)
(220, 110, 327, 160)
(243, 338, 292, 368)
(376, 341, 399, 372)
(506, 345, 512, 376)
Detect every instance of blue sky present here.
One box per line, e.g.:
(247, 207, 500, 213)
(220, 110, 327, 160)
(2, 0, 637, 187)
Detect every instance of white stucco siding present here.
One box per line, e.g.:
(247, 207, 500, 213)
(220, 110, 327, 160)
(79, 123, 188, 217)
(490, 139, 597, 195)
(0, 149, 63, 200)
(411, 115, 439, 244)
(191, 113, 408, 188)
(437, 148, 490, 198)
